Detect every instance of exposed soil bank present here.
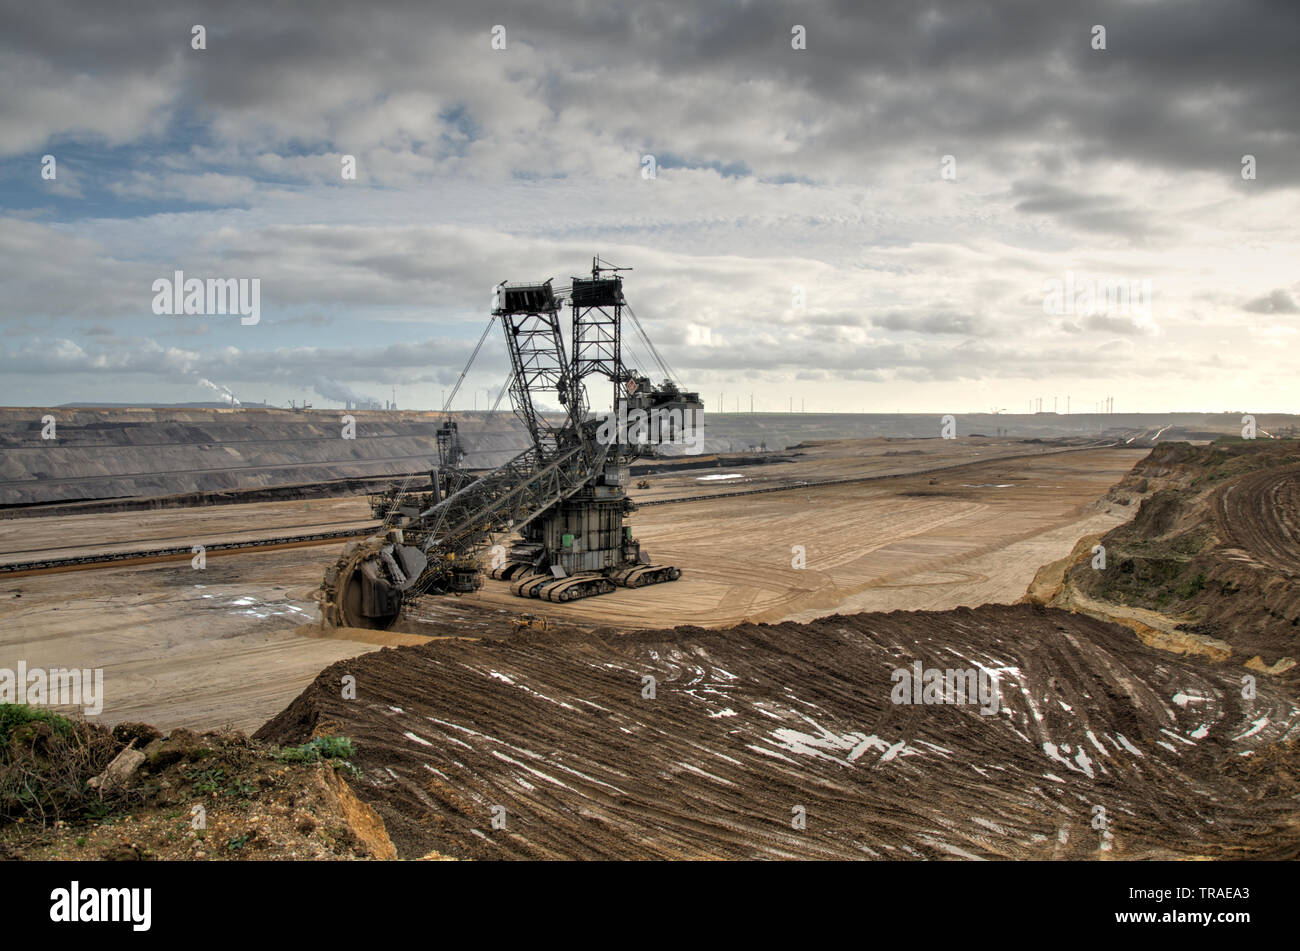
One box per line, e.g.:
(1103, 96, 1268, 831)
(258, 603, 1300, 860)
(1038, 440, 1300, 677)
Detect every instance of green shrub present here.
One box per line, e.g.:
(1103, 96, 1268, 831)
(272, 736, 360, 777)
(0, 704, 119, 826)
(0, 704, 75, 748)
(274, 736, 355, 764)
(182, 766, 226, 795)
(1176, 573, 1208, 599)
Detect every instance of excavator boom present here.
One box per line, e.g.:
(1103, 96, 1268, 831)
(317, 260, 700, 629)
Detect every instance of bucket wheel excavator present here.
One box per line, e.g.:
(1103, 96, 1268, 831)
(318, 259, 703, 630)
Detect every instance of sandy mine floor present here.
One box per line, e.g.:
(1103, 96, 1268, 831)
(0, 439, 1144, 733)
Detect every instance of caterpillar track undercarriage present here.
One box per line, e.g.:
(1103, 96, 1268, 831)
(318, 259, 703, 630)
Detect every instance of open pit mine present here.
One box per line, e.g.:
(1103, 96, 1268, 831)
(3, 265, 1299, 862)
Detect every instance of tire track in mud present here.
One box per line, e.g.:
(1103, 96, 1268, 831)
(1212, 465, 1300, 577)
(258, 603, 1300, 860)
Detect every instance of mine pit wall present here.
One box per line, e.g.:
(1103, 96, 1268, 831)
(0, 411, 796, 513)
(0, 408, 534, 507)
(4, 405, 1295, 509)
(0, 475, 404, 519)
(0, 406, 741, 508)
(1026, 439, 1300, 678)
(0, 405, 990, 509)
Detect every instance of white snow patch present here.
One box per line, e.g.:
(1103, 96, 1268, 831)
(1116, 734, 1144, 756)
(425, 716, 481, 736)
(1233, 716, 1269, 740)
(880, 740, 908, 763)
(769, 722, 907, 766)
(490, 750, 574, 791)
(1043, 742, 1079, 773)
(971, 816, 1006, 835)
(918, 835, 986, 859)
(1085, 731, 1110, 757)
(678, 762, 735, 786)
(747, 744, 799, 764)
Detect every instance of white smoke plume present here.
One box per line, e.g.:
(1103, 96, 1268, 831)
(198, 378, 241, 406)
(313, 377, 382, 406)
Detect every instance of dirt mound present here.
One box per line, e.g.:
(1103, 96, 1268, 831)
(257, 603, 1300, 860)
(1058, 441, 1300, 670)
(0, 716, 397, 861)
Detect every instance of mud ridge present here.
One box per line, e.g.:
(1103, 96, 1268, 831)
(257, 602, 1300, 860)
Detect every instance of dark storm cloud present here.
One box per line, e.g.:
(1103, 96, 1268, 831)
(3, 0, 1295, 184)
(1009, 181, 1167, 239)
(1244, 289, 1299, 314)
(2, 0, 1294, 409)
(872, 310, 989, 335)
(1082, 313, 1154, 336)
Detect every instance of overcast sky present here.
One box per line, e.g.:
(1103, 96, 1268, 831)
(2, 0, 1297, 414)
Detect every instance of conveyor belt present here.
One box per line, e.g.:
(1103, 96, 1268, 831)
(0, 525, 382, 577)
